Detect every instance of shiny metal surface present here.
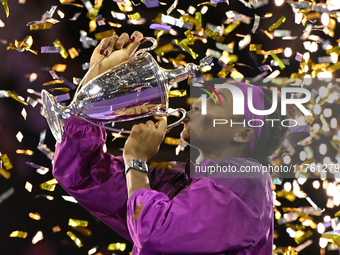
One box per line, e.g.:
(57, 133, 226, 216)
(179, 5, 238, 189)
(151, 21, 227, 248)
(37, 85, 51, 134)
(41, 37, 213, 142)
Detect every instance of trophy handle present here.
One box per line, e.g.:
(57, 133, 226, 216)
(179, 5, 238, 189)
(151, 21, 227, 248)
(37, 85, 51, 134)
(133, 37, 157, 57)
(151, 108, 187, 131)
(78, 108, 186, 134)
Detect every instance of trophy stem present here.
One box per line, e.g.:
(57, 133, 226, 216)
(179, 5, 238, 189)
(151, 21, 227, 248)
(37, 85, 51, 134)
(41, 90, 67, 143)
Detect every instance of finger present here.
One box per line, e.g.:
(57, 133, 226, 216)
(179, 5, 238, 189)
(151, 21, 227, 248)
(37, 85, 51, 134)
(141, 105, 149, 113)
(146, 120, 155, 128)
(115, 33, 130, 50)
(103, 35, 119, 57)
(134, 106, 142, 115)
(124, 31, 144, 57)
(125, 108, 135, 115)
(155, 119, 167, 132)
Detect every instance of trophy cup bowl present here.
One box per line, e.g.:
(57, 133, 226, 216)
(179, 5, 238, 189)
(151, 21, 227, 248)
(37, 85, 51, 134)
(41, 37, 213, 143)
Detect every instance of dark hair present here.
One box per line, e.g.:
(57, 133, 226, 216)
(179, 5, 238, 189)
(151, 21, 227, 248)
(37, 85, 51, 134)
(251, 87, 289, 166)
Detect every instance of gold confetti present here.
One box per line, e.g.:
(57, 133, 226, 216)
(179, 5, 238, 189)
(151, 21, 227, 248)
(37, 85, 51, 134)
(0, 154, 13, 170)
(89, 19, 97, 33)
(52, 64, 67, 72)
(68, 47, 79, 59)
(66, 231, 83, 247)
(40, 178, 58, 191)
(154, 43, 174, 56)
(68, 218, 88, 227)
(7, 35, 37, 54)
(133, 203, 144, 220)
(73, 227, 92, 237)
(224, 22, 240, 35)
(30, 22, 53, 30)
(271, 52, 286, 70)
(260, 29, 274, 40)
(25, 182, 33, 192)
(184, 30, 195, 42)
(149, 162, 176, 169)
(249, 44, 262, 51)
(205, 27, 225, 43)
(49, 87, 70, 93)
(294, 230, 313, 244)
(276, 190, 296, 202)
(327, 61, 340, 73)
(217, 64, 234, 78)
(7, 91, 28, 105)
(94, 29, 116, 41)
(52, 226, 61, 232)
(0, 168, 10, 179)
(128, 12, 141, 20)
(164, 137, 181, 145)
(108, 242, 126, 251)
(326, 46, 340, 55)
(195, 12, 202, 31)
(53, 39, 69, 59)
(1, 0, 9, 17)
(169, 89, 187, 97)
(29, 212, 41, 220)
(10, 231, 28, 239)
(197, 1, 217, 7)
(177, 39, 198, 59)
(43, 79, 64, 86)
(268, 16, 286, 32)
(108, 22, 122, 28)
(16, 149, 33, 155)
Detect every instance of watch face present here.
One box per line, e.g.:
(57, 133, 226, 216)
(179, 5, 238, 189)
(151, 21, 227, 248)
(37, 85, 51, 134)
(131, 159, 147, 172)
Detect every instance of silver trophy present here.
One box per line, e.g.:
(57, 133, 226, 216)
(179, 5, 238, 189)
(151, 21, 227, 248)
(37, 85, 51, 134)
(41, 37, 213, 143)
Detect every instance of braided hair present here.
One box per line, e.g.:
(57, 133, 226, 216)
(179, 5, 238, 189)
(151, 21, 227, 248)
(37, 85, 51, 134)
(251, 88, 289, 166)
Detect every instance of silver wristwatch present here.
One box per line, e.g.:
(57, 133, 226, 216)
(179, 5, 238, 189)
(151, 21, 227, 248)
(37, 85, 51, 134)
(125, 159, 148, 174)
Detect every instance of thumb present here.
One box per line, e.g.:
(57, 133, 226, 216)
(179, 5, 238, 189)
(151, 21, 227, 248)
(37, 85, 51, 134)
(155, 119, 167, 133)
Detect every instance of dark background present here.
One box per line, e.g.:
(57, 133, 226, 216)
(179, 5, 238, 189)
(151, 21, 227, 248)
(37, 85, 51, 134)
(0, 0, 340, 254)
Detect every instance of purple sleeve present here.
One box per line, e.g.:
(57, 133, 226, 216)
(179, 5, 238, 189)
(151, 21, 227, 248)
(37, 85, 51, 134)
(53, 117, 188, 242)
(53, 117, 131, 240)
(126, 177, 272, 254)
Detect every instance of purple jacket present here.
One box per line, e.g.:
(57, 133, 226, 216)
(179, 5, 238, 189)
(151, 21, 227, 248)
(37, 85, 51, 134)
(53, 117, 274, 255)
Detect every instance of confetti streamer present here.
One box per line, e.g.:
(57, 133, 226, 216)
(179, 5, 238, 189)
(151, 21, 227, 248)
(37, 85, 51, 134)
(268, 16, 286, 31)
(53, 39, 69, 59)
(252, 14, 260, 33)
(270, 52, 286, 70)
(167, 0, 178, 15)
(0, 187, 14, 204)
(1, 0, 9, 17)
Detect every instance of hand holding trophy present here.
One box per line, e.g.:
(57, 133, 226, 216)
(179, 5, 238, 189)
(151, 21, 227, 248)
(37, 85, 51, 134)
(41, 31, 213, 143)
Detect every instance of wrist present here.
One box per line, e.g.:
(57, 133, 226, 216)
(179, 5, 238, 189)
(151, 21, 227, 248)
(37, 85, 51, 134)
(123, 154, 147, 165)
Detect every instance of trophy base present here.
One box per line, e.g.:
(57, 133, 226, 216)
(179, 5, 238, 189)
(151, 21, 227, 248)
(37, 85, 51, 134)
(41, 90, 64, 143)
